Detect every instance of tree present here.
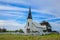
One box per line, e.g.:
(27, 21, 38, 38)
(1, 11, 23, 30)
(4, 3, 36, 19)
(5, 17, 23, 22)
(2, 28, 7, 32)
(19, 29, 24, 33)
(40, 21, 51, 27)
(40, 21, 52, 32)
(40, 21, 48, 26)
(52, 31, 59, 34)
(0, 28, 7, 32)
(0, 28, 2, 32)
(15, 30, 18, 32)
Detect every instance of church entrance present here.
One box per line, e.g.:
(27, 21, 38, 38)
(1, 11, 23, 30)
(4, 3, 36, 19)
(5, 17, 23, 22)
(26, 29, 30, 33)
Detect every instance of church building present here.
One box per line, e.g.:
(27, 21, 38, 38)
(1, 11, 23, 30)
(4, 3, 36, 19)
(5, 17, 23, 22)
(25, 7, 52, 35)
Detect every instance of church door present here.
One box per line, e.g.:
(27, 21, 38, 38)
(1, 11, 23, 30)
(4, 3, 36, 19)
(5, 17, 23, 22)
(27, 29, 30, 33)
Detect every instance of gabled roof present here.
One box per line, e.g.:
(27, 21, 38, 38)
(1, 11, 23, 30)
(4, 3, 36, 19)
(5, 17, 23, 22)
(32, 22, 46, 29)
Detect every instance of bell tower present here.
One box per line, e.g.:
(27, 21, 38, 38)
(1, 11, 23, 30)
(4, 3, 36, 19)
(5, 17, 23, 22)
(26, 7, 32, 33)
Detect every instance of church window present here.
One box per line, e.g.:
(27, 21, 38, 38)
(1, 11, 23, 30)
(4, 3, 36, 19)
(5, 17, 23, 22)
(43, 30, 46, 32)
(28, 22, 29, 26)
(48, 27, 51, 29)
(48, 29, 52, 32)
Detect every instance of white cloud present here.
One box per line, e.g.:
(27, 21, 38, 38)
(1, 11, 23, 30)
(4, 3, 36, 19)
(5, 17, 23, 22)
(0, 11, 26, 18)
(50, 22, 60, 32)
(0, 20, 25, 30)
(0, 4, 59, 23)
(0, 0, 60, 18)
(0, 5, 28, 18)
(0, 5, 28, 11)
(26, 0, 60, 17)
(0, 4, 58, 18)
(0, 0, 29, 5)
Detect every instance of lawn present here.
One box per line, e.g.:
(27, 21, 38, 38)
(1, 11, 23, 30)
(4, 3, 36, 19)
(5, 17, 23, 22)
(0, 34, 60, 40)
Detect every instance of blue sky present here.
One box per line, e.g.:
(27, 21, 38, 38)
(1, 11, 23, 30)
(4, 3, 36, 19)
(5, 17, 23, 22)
(0, 0, 60, 32)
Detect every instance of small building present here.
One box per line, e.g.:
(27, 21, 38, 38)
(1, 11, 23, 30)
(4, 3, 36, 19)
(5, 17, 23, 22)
(25, 7, 52, 35)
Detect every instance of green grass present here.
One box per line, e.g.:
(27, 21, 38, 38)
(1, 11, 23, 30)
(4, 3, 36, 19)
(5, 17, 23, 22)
(0, 34, 60, 40)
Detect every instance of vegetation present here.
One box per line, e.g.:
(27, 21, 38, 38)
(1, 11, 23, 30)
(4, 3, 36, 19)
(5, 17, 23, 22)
(0, 34, 60, 40)
(19, 29, 24, 33)
(40, 21, 51, 26)
(40, 21, 52, 32)
(0, 28, 7, 32)
(15, 29, 24, 33)
(0, 28, 24, 33)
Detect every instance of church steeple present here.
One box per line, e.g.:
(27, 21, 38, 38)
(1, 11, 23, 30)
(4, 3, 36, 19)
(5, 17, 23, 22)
(27, 7, 32, 19)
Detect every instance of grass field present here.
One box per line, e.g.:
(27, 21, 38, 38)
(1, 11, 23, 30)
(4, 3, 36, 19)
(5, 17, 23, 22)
(0, 34, 60, 40)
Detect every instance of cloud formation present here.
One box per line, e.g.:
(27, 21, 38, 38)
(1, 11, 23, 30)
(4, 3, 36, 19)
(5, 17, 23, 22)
(0, 20, 25, 30)
(0, 0, 60, 32)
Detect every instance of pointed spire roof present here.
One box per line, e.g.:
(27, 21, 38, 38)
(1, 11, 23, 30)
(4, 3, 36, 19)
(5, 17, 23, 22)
(27, 7, 32, 19)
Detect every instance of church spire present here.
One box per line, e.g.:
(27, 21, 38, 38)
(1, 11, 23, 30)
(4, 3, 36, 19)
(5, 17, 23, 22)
(27, 7, 32, 19)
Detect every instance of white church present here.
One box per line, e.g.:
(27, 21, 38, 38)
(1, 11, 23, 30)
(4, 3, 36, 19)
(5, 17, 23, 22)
(25, 7, 52, 35)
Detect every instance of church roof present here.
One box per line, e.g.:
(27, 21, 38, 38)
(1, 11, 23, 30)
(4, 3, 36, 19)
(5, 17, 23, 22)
(27, 7, 32, 19)
(32, 22, 46, 29)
